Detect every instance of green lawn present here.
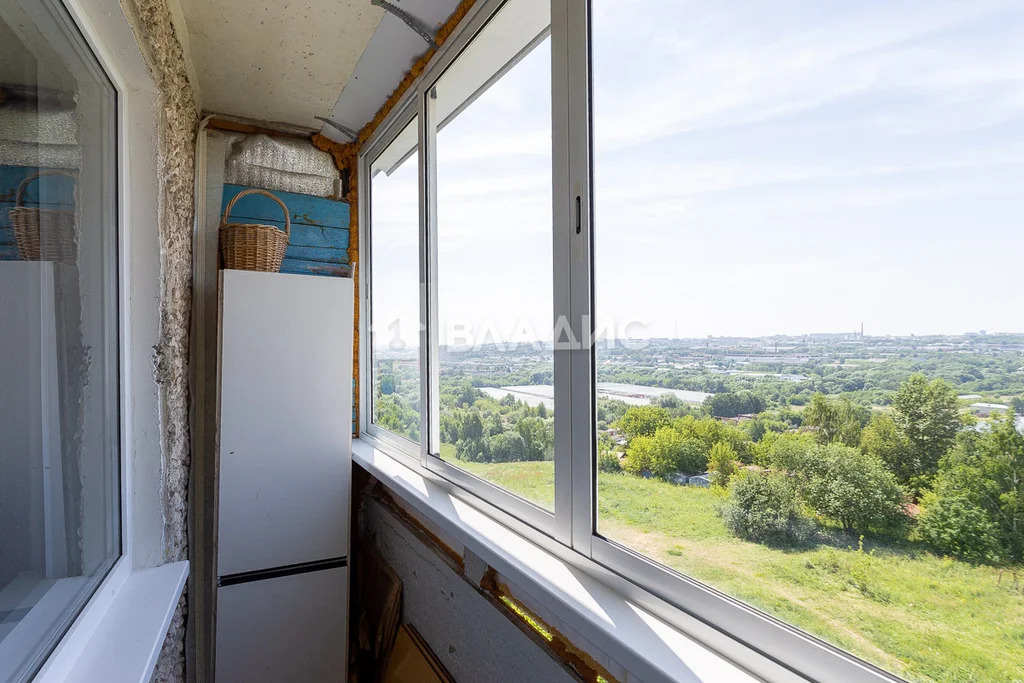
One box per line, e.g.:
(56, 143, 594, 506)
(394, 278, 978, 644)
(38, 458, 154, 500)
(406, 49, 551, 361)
(454, 459, 1024, 683)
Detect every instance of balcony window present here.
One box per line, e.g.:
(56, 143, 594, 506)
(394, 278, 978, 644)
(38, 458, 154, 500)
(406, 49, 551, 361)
(361, 0, 1024, 680)
(0, 1, 120, 680)
(368, 118, 422, 445)
(431, 0, 555, 511)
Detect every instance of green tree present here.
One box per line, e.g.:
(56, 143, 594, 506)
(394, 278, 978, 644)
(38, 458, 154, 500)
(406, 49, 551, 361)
(891, 374, 961, 490)
(374, 394, 419, 441)
(440, 411, 460, 445)
(675, 437, 709, 475)
(754, 431, 812, 471)
(932, 412, 1024, 561)
(619, 405, 670, 440)
(980, 411, 1024, 559)
(456, 380, 481, 407)
(721, 471, 813, 545)
(802, 394, 867, 447)
(860, 414, 912, 483)
(486, 431, 529, 463)
(708, 442, 738, 487)
(703, 391, 766, 418)
(456, 410, 487, 461)
(796, 444, 905, 534)
(516, 417, 553, 461)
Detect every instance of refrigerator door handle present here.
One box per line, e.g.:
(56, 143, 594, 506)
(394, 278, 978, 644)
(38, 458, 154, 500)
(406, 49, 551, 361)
(217, 556, 348, 588)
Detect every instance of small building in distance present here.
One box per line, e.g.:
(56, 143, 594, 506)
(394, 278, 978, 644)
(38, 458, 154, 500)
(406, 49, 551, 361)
(971, 402, 1009, 417)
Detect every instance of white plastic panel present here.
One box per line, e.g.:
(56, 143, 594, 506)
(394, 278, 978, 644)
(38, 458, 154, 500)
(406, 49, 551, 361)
(215, 566, 348, 682)
(217, 270, 354, 576)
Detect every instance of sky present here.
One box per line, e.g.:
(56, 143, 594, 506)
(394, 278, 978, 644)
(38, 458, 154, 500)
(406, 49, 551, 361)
(370, 0, 1024, 350)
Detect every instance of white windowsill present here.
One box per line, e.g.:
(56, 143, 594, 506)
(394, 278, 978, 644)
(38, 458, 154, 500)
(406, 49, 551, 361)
(34, 559, 189, 683)
(352, 439, 758, 683)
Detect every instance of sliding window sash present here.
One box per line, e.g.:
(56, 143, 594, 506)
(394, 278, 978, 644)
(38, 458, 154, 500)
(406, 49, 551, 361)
(359, 100, 422, 463)
(359, 0, 904, 680)
(416, 0, 568, 541)
(561, 0, 596, 555)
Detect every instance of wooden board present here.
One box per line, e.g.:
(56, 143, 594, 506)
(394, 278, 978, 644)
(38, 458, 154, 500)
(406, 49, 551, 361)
(220, 184, 350, 278)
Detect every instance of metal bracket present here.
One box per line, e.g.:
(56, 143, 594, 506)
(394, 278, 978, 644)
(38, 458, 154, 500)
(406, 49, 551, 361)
(371, 0, 437, 48)
(315, 116, 360, 141)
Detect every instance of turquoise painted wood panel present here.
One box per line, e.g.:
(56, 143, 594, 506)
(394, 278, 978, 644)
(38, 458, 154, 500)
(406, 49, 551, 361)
(221, 184, 351, 278)
(1, 166, 77, 260)
(0, 166, 76, 206)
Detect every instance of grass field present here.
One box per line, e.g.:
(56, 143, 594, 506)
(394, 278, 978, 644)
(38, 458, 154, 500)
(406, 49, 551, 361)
(450, 459, 1024, 683)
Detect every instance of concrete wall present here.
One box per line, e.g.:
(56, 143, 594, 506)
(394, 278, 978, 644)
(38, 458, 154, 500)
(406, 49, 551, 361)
(116, 0, 199, 680)
(359, 493, 580, 683)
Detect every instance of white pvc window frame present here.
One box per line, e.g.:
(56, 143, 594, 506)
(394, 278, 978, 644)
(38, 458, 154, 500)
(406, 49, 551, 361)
(0, 1, 129, 683)
(358, 1, 905, 681)
(361, 105, 425, 462)
(12, 0, 182, 679)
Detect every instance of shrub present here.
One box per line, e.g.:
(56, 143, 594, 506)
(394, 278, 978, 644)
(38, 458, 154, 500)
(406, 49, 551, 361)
(598, 449, 622, 473)
(917, 491, 1000, 564)
(708, 442, 738, 487)
(623, 426, 707, 478)
(722, 472, 813, 545)
(797, 444, 906, 534)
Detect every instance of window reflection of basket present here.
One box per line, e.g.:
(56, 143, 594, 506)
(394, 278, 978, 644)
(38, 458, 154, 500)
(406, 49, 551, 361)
(8, 171, 77, 263)
(219, 188, 291, 272)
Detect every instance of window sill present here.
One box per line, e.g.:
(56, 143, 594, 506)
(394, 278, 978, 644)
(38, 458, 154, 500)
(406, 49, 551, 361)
(34, 559, 189, 683)
(352, 439, 759, 683)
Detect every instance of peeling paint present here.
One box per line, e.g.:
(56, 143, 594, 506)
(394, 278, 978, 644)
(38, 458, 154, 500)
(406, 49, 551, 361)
(480, 568, 619, 683)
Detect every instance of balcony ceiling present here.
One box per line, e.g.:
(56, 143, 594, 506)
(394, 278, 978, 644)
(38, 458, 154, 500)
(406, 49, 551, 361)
(177, 0, 384, 130)
(176, 0, 461, 135)
(317, 0, 462, 142)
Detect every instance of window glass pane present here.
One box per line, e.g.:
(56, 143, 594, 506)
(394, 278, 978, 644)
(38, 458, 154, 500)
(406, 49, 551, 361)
(370, 118, 422, 443)
(0, 2, 119, 679)
(593, 2, 1024, 681)
(433, 0, 554, 510)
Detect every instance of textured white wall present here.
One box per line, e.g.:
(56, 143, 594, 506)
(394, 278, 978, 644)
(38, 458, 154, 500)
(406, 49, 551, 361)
(113, 0, 199, 679)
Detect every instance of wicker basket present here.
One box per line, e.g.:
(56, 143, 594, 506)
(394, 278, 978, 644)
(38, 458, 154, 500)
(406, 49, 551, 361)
(8, 171, 77, 263)
(219, 188, 291, 272)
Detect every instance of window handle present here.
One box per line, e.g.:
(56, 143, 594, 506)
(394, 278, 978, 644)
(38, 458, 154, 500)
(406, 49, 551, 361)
(575, 195, 582, 234)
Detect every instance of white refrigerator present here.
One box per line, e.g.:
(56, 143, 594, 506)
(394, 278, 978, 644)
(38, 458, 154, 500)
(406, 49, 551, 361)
(215, 269, 353, 682)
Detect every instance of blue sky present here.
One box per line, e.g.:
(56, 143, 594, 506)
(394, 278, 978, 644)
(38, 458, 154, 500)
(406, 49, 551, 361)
(371, 0, 1024, 348)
